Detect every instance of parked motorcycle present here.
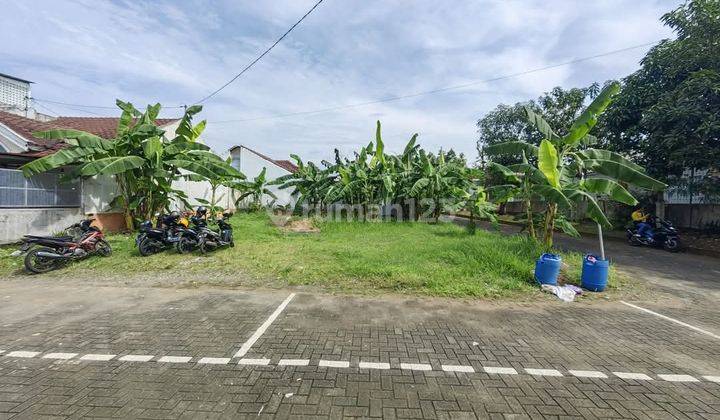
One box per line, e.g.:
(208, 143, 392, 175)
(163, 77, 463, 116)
(184, 209, 234, 254)
(12, 219, 112, 274)
(135, 212, 189, 256)
(626, 217, 682, 252)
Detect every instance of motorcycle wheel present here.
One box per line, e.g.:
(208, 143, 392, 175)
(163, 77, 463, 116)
(138, 237, 159, 257)
(95, 240, 112, 257)
(24, 247, 59, 274)
(176, 236, 195, 254)
(663, 237, 681, 252)
(199, 240, 209, 254)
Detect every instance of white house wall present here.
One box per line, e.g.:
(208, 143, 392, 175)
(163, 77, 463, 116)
(230, 147, 295, 208)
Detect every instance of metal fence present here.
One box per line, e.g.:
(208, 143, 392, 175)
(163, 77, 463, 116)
(0, 168, 81, 208)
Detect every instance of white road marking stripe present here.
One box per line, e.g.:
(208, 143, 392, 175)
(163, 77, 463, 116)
(119, 355, 154, 362)
(238, 358, 271, 366)
(197, 357, 230, 365)
(442, 365, 474, 373)
(703, 376, 720, 383)
(319, 360, 350, 368)
(0, 350, 4, 354)
(359, 361, 390, 370)
(658, 374, 699, 382)
(613, 372, 653, 380)
(79, 354, 115, 361)
(621, 301, 720, 340)
(484, 366, 517, 375)
(158, 356, 192, 363)
(42, 353, 77, 360)
(6, 351, 40, 358)
(278, 359, 310, 366)
(569, 370, 608, 378)
(234, 293, 296, 358)
(400, 363, 432, 371)
(525, 368, 563, 377)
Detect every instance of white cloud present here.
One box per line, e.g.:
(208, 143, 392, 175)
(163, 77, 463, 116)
(0, 0, 681, 163)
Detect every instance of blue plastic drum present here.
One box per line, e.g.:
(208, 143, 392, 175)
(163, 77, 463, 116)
(534, 253, 562, 285)
(581, 254, 609, 292)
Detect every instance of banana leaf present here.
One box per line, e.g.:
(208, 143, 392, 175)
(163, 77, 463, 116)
(484, 141, 539, 157)
(577, 148, 644, 171)
(80, 156, 146, 176)
(584, 159, 666, 191)
(538, 140, 560, 189)
(582, 178, 638, 206)
(21, 147, 96, 176)
(525, 106, 560, 143)
(33, 129, 111, 150)
(565, 189, 611, 227)
(562, 82, 620, 147)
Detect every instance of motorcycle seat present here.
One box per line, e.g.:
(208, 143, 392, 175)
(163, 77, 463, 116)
(24, 235, 74, 242)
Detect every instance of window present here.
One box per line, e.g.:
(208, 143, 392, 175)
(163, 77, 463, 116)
(0, 168, 81, 208)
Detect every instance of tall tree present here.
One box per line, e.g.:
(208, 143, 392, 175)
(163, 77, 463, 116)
(476, 84, 599, 166)
(597, 0, 720, 200)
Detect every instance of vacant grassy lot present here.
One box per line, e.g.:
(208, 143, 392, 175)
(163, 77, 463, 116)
(0, 213, 606, 298)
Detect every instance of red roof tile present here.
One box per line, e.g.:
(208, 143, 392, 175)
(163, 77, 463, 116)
(0, 111, 179, 156)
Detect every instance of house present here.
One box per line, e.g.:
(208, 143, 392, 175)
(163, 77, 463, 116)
(0, 109, 180, 243)
(229, 145, 298, 207)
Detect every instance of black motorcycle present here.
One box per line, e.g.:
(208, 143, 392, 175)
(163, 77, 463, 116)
(186, 212, 234, 254)
(135, 212, 187, 256)
(626, 218, 682, 252)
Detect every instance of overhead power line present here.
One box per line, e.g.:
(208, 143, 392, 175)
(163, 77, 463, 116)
(192, 0, 325, 105)
(32, 98, 184, 110)
(211, 40, 662, 124)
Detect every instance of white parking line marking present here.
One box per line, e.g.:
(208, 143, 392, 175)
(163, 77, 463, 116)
(319, 360, 350, 368)
(569, 370, 608, 378)
(80, 354, 115, 361)
(359, 362, 390, 370)
(234, 293, 296, 358)
(658, 374, 699, 382)
(119, 355, 154, 362)
(613, 372, 653, 380)
(238, 358, 271, 366)
(621, 301, 720, 340)
(278, 359, 310, 366)
(442, 365, 475, 373)
(400, 363, 432, 371)
(42, 353, 77, 360)
(703, 376, 720, 383)
(525, 368, 563, 377)
(197, 357, 230, 365)
(158, 356, 192, 363)
(6, 351, 40, 358)
(484, 366, 517, 375)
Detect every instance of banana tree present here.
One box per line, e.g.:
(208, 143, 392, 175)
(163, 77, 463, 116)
(21, 101, 242, 229)
(232, 167, 278, 211)
(485, 82, 666, 247)
(273, 155, 336, 214)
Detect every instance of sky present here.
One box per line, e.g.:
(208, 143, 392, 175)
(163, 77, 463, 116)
(1, 0, 678, 164)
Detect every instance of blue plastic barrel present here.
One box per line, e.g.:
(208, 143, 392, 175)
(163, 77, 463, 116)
(581, 255, 609, 292)
(534, 253, 562, 285)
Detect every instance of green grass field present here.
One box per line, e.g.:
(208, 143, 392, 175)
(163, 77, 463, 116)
(0, 213, 608, 298)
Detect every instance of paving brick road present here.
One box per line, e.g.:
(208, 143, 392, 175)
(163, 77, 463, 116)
(0, 275, 719, 419)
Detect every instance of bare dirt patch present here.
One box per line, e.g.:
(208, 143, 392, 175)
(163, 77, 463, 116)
(279, 218, 320, 234)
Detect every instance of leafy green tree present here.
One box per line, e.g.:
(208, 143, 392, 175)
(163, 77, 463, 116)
(22, 101, 242, 229)
(486, 83, 666, 247)
(598, 0, 720, 200)
(477, 84, 599, 165)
